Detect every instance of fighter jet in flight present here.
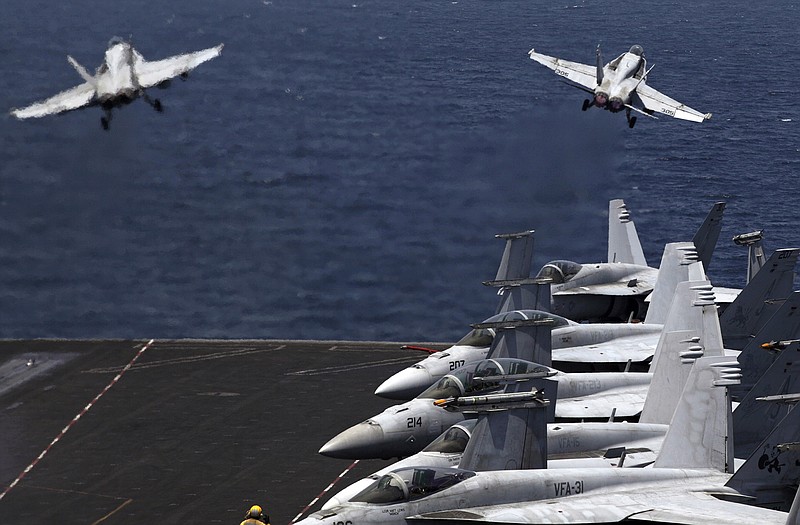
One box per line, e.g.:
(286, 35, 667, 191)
(9, 37, 223, 129)
(529, 45, 712, 128)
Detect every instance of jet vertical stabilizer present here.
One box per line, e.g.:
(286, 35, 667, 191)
(692, 202, 726, 272)
(726, 403, 800, 511)
(493, 230, 535, 282)
(736, 291, 800, 396)
(491, 279, 551, 315)
(447, 379, 556, 472)
(67, 55, 96, 86)
(474, 311, 554, 366)
(607, 199, 647, 266)
(595, 44, 604, 85)
(643, 242, 704, 325)
(641, 279, 724, 424)
(733, 342, 800, 458)
(653, 356, 739, 473)
(720, 248, 800, 350)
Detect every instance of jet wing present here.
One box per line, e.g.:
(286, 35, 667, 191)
(555, 386, 647, 419)
(634, 83, 712, 122)
(10, 82, 96, 119)
(553, 281, 654, 296)
(134, 44, 223, 89)
(528, 49, 597, 91)
(553, 337, 657, 364)
(409, 489, 790, 524)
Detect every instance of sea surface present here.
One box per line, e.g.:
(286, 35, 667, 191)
(1, 0, 798, 341)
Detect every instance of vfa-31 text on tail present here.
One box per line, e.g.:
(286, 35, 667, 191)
(9, 37, 223, 130)
(528, 44, 711, 128)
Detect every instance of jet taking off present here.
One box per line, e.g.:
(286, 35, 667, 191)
(528, 45, 711, 128)
(9, 37, 223, 129)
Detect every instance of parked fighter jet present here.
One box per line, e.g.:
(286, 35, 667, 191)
(301, 357, 800, 525)
(546, 201, 728, 321)
(528, 45, 712, 128)
(320, 277, 725, 459)
(9, 37, 223, 129)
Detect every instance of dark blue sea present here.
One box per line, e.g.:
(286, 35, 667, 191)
(1, 0, 798, 341)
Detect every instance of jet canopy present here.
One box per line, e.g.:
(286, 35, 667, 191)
(454, 328, 495, 347)
(418, 358, 551, 400)
(351, 467, 476, 503)
(479, 309, 572, 328)
(629, 44, 644, 56)
(422, 420, 476, 454)
(535, 260, 582, 284)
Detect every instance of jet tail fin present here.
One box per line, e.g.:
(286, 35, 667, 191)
(67, 55, 96, 86)
(595, 44, 604, 85)
(733, 342, 800, 458)
(476, 311, 554, 367)
(641, 279, 725, 424)
(691, 202, 726, 272)
(735, 291, 800, 394)
(726, 403, 800, 511)
(453, 378, 556, 471)
(653, 356, 739, 473)
(643, 242, 705, 324)
(719, 248, 799, 350)
(493, 230, 535, 282)
(490, 280, 551, 314)
(607, 199, 647, 266)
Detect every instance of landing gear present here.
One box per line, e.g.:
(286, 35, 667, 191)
(625, 108, 637, 129)
(153, 99, 163, 112)
(100, 107, 113, 130)
(582, 99, 591, 112)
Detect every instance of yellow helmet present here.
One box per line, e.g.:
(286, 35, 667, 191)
(248, 505, 263, 518)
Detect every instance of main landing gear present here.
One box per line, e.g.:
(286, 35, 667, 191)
(582, 99, 591, 112)
(625, 108, 637, 129)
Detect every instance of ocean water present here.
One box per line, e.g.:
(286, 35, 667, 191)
(1, 0, 798, 341)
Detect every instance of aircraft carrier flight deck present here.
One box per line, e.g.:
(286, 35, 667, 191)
(0, 339, 448, 524)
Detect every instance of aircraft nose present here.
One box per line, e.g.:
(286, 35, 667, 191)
(374, 367, 432, 400)
(319, 421, 386, 459)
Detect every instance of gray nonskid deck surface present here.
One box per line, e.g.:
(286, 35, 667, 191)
(0, 339, 448, 524)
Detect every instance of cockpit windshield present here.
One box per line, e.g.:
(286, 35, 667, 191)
(423, 420, 476, 453)
(419, 358, 547, 400)
(351, 468, 476, 503)
(535, 260, 582, 284)
(629, 44, 644, 56)
(455, 328, 494, 347)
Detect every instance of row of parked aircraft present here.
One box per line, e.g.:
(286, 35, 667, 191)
(295, 199, 800, 525)
(8, 40, 707, 130)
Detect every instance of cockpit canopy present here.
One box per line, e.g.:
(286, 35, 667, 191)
(419, 358, 550, 399)
(108, 36, 126, 48)
(629, 44, 644, 56)
(480, 309, 571, 328)
(422, 420, 476, 454)
(351, 467, 476, 503)
(455, 328, 495, 347)
(535, 260, 582, 284)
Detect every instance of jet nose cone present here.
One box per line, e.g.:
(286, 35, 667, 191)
(319, 421, 385, 459)
(374, 367, 432, 400)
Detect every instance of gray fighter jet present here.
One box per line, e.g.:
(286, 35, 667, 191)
(9, 37, 223, 129)
(529, 45, 712, 128)
(320, 276, 725, 459)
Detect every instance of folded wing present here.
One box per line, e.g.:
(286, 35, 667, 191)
(10, 83, 96, 119)
(134, 44, 223, 89)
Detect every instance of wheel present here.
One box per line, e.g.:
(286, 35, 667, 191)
(582, 99, 590, 111)
(154, 99, 163, 112)
(101, 117, 109, 130)
(628, 116, 637, 129)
